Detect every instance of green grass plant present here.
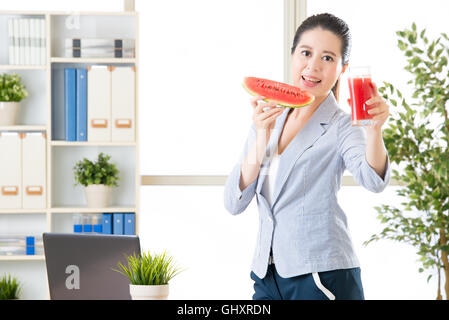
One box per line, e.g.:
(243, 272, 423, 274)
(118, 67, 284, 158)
(0, 274, 21, 300)
(113, 250, 184, 285)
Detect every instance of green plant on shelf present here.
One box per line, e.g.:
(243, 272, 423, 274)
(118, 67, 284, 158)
(73, 152, 120, 187)
(0, 73, 28, 102)
(0, 274, 21, 300)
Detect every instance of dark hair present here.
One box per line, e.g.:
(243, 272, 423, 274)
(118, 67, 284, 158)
(291, 13, 351, 101)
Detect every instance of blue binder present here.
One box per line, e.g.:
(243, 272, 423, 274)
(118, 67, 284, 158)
(93, 223, 103, 233)
(73, 223, 82, 233)
(76, 68, 87, 141)
(52, 68, 66, 140)
(113, 213, 124, 235)
(64, 68, 77, 141)
(83, 223, 92, 233)
(102, 213, 112, 234)
(26, 246, 35, 255)
(124, 213, 135, 235)
(26, 236, 34, 255)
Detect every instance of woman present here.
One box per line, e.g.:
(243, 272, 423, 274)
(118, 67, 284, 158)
(224, 13, 391, 300)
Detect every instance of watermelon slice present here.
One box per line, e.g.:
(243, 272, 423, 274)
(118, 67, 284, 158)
(242, 77, 314, 108)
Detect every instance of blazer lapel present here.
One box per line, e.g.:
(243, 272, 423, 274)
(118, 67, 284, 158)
(269, 92, 340, 210)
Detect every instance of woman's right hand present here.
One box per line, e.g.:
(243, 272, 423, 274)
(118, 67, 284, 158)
(250, 95, 285, 131)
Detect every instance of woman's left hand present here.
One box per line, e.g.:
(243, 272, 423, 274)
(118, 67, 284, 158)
(365, 82, 390, 131)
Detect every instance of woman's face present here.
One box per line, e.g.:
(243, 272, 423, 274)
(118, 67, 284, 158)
(291, 27, 347, 99)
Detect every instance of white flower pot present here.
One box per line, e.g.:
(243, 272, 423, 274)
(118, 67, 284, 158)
(129, 284, 169, 300)
(84, 184, 112, 208)
(0, 102, 20, 126)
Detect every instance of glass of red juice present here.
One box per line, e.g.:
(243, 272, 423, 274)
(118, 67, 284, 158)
(348, 66, 374, 126)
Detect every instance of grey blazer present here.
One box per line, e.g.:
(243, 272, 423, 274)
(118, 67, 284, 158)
(224, 92, 391, 279)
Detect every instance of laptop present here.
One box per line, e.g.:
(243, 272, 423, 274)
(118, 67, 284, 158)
(43, 233, 141, 300)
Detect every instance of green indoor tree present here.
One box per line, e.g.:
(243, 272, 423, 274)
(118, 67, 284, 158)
(364, 23, 449, 300)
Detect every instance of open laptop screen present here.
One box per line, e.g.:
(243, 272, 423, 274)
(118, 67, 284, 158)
(43, 233, 140, 300)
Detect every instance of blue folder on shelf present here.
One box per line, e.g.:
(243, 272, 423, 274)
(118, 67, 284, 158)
(102, 213, 112, 234)
(26, 236, 35, 255)
(124, 213, 135, 235)
(64, 68, 77, 141)
(52, 68, 66, 140)
(76, 68, 87, 141)
(113, 213, 124, 235)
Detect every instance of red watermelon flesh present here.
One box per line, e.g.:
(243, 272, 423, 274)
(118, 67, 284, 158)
(243, 77, 314, 108)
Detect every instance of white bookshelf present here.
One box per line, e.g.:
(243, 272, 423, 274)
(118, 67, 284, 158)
(0, 125, 47, 131)
(0, 8, 140, 299)
(0, 209, 46, 214)
(0, 65, 46, 70)
(50, 57, 136, 64)
(0, 255, 45, 261)
(50, 141, 136, 146)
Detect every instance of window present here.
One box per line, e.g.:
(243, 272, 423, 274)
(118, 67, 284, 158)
(136, 0, 284, 175)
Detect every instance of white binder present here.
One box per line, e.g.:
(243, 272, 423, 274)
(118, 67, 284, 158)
(39, 18, 46, 65)
(8, 18, 14, 65)
(87, 66, 111, 141)
(30, 19, 40, 65)
(13, 19, 20, 65)
(0, 133, 22, 209)
(111, 66, 135, 141)
(23, 18, 31, 65)
(19, 18, 26, 65)
(22, 132, 46, 208)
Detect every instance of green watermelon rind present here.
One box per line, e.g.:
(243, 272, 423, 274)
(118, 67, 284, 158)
(242, 78, 314, 108)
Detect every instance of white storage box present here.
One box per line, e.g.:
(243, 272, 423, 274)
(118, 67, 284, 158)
(111, 66, 135, 142)
(22, 132, 46, 208)
(87, 65, 111, 141)
(0, 133, 22, 208)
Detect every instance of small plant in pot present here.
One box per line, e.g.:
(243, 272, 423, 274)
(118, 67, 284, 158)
(113, 250, 184, 300)
(73, 152, 120, 208)
(0, 274, 21, 300)
(0, 73, 28, 126)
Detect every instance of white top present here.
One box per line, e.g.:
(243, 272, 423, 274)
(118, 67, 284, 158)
(261, 152, 281, 207)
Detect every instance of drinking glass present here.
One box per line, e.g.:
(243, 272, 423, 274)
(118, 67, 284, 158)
(347, 66, 374, 126)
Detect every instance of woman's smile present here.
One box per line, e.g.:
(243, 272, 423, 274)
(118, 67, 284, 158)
(301, 74, 322, 87)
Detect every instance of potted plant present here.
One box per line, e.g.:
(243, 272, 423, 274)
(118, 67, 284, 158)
(0, 274, 21, 300)
(364, 23, 449, 300)
(113, 250, 184, 300)
(73, 152, 120, 208)
(0, 73, 28, 126)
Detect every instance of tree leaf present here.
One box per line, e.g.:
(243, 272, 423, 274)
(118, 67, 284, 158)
(420, 29, 426, 39)
(398, 40, 408, 51)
